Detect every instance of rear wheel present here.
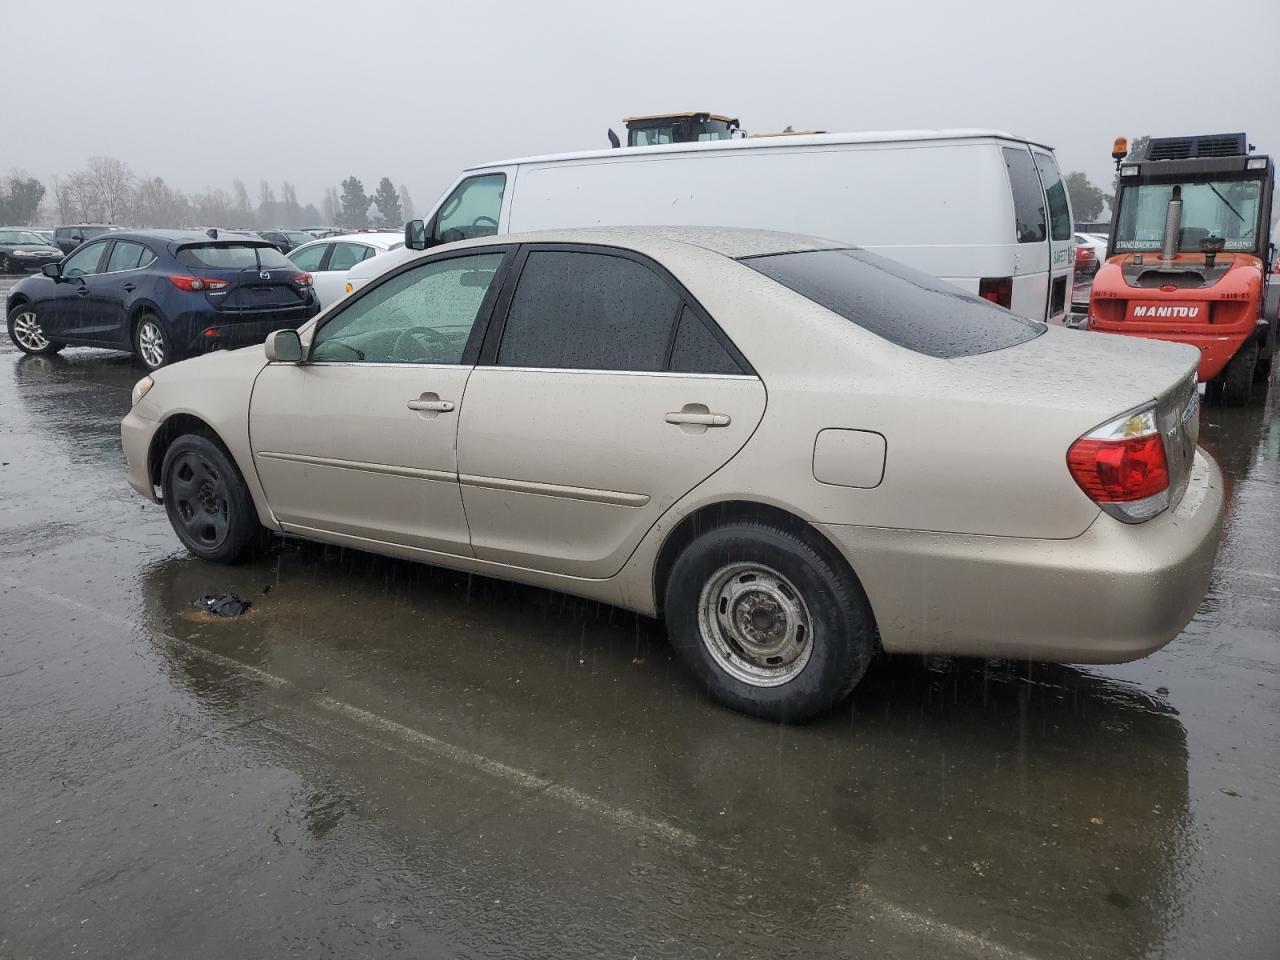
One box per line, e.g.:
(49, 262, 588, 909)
(1218, 340, 1258, 406)
(664, 521, 876, 722)
(161, 435, 265, 564)
(133, 312, 179, 370)
(0, 255, 14, 274)
(6, 304, 64, 356)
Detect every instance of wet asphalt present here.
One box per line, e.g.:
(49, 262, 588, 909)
(1, 279, 1278, 959)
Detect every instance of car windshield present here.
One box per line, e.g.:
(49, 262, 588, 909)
(1113, 177, 1264, 253)
(0, 230, 46, 244)
(175, 243, 293, 270)
(742, 247, 1044, 358)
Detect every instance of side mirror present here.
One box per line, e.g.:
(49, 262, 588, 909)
(405, 219, 427, 251)
(264, 328, 303, 363)
(41, 262, 62, 279)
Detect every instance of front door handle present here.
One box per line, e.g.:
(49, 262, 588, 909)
(666, 403, 730, 435)
(407, 392, 454, 418)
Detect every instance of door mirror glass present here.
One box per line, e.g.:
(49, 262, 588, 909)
(41, 262, 62, 279)
(264, 328, 303, 363)
(405, 219, 427, 251)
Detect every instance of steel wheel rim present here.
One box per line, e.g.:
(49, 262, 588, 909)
(138, 321, 165, 368)
(12, 311, 49, 351)
(697, 562, 814, 687)
(168, 451, 230, 549)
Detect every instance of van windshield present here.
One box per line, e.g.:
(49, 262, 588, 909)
(741, 248, 1044, 358)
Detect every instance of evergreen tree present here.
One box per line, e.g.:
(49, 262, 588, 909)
(339, 176, 370, 228)
(373, 177, 402, 228)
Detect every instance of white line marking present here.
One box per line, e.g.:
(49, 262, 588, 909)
(856, 885, 1045, 960)
(3, 576, 693, 848)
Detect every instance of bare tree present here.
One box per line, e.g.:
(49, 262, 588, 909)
(320, 186, 339, 226)
(50, 176, 77, 223)
(86, 156, 135, 223)
(135, 176, 186, 227)
(398, 183, 415, 221)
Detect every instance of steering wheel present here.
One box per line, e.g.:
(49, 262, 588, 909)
(392, 325, 448, 362)
(472, 216, 498, 230)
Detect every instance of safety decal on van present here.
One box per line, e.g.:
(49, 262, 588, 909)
(1126, 301, 1202, 321)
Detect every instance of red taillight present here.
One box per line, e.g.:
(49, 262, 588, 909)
(978, 276, 1013, 308)
(169, 275, 228, 292)
(1067, 404, 1171, 522)
(293, 272, 313, 287)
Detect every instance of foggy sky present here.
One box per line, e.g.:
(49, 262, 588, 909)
(7, 0, 1279, 217)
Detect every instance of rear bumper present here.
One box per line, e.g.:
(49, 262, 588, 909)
(819, 448, 1224, 663)
(1089, 322, 1253, 381)
(179, 304, 319, 352)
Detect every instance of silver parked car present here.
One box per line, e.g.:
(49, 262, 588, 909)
(121, 228, 1223, 720)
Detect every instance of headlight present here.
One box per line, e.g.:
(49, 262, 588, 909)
(13, 249, 38, 256)
(131, 376, 154, 406)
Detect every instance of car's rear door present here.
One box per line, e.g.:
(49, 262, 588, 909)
(249, 247, 513, 553)
(78, 240, 155, 344)
(457, 245, 766, 579)
(315, 242, 374, 306)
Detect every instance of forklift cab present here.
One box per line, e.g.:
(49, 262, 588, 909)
(622, 112, 740, 147)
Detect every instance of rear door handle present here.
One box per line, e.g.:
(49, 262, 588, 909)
(407, 399, 454, 412)
(122, 283, 136, 293)
(665, 411, 730, 427)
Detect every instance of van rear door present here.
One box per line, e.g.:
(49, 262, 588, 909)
(1001, 145, 1051, 320)
(1031, 149, 1074, 325)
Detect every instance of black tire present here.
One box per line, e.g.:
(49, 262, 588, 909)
(6, 303, 64, 356)
(1218, 340, 1258, 406)
(1253, 351, 1273, 385)
(664, 521, 876, 722)
(0, 255, 13, 274)
(161, 434, 264, 564)
(133, 312, 180, 370)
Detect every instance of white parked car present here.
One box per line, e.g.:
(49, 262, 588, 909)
(1075, 232, 1108, 265)
(287, 232, 403, 308)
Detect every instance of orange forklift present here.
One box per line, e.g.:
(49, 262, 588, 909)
(1088, 133, 1276, 404)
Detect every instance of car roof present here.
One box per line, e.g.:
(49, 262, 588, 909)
(423, 226, 844, 261)
(465, 128, 1050, 172)
(295, 231, 400, 248)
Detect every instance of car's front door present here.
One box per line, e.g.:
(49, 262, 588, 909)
(314, 242, 373, 306)
(39, 239, 110, 341)
(249, 248, 512, 553)
(457, 246, 767, 578)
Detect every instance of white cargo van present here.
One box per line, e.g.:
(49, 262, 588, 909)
(385, 130, 1077, 323)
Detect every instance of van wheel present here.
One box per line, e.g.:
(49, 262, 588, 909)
(1218, 340, 1258, 406)
(664, 521, 876, 722)
(7, 304, 64, 355)
(161, 435, 265, 564)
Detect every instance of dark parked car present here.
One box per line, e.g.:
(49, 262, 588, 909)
(5, 230, 320, 370)
(0, 228, 64, 274)
(257, 229, 315, 253)
(53, 223, 125, 254)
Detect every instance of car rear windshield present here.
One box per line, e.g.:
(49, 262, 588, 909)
(175, 243, 293, 270)
(741, 248, 1044, 359)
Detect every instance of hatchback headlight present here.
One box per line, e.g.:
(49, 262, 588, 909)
(131, 376, 154, 406)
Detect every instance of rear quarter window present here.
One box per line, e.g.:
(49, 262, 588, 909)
(741, 248, 1044, 359)
(176, 243, 292, 270)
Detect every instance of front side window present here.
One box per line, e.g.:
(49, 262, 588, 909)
(105, 241, 152, 272)
(61, 241, 108, 278)
(288, 243, 328, 272)
(326, 243, 372, 272)
(433, 174, 505, 244)
(742, 248, 1044, 359)
(1002, 147, 1047, 244)
(1113, 178, 1264, 253)
(1033, 153, 1072, 241)
(176, 243, 291, 270)
(497, 251, 679, 371)
(311, 252, 505, 364)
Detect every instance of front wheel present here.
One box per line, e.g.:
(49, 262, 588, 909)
(664, 521, 877, 722)
(7, 304, 64, 356)
(161, 434, 265, 563)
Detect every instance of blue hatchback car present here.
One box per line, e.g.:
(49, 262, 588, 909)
(5, 229, 321, 369)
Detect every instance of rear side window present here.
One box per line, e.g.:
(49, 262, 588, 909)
(669, 306, 745, 375)
(327, 243, 372, 271)
(105, 241, 154, 272)
(1002, 147, 1047, 244)
(1033, 153, 1072, 242)
(176, 243, 291, 270)
(742, 248, 1044, 359)
(498, 251, 679, 371)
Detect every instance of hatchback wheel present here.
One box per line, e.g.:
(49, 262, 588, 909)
(664, 521, 876, 721)
(134, 313, 178, 370)
(161, 434, 265, 564)
(6, 305, 63, 356)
